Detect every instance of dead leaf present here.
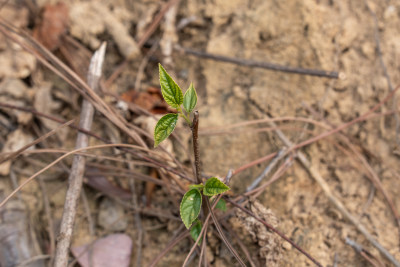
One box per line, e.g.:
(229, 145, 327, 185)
(33, 3, 69, 51)
(71, 234, 132, 267)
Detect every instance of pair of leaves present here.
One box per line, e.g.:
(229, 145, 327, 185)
(154, 64, 197, 147)
(180, 178, 230, 229)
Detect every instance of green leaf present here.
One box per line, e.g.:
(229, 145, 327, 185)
(216, 198, 227, 212)
(159, 63, 183, 108)
(190, 219, 203, 244)
(154, 113, 178, 147)
(183, 83, 197, 113)
(180, 188, 202, 229)
(189, 184, 204, 191)
(203, 177, 230, 196)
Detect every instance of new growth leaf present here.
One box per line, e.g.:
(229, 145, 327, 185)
(180, 188, 202, 229)
(159, 63, 183, 108)
(154, 113, 178, 147)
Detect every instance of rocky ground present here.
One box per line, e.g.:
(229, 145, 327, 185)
(0, 0, 400, 266)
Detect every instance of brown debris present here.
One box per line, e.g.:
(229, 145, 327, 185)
(236, 200, 283, 266)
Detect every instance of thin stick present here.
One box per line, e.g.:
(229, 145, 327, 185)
(226, 198, 322, 267)
(0, 143, 155, 209)
(246, 148, 288, 192)
(0, 102, 195, 182)
(128, 157, 143, 267)
(233, 85, 400, 175)
(38, 178, 56, 265)
(304, 103, 400, 237)
(148, 230, 190, 267)
(0, 119, 75, 164)
(174, 45, 339, 79)
(54, 43, 106, 267)
(104, 0, 180, 87)
(346, 238, 385, 267)
(220, 220, 257, 267)
(198, 228, 207, 267)
(265, 117, 400, 266)
(365, 1, 399, 146)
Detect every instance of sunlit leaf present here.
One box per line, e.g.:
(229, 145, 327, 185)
(183, 83, 197, 113)
(159, 63, 183, 108)
(190, 219, 203, 244)
(154, 113, 178, 147)
(203, 177, 230, 196)
(180, 189, 202, 229)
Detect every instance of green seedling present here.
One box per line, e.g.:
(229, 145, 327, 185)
(154, 64, 230, 240)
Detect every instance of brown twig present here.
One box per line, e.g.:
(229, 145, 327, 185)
(148, 229, 189, 267)
(263, 116, 400, 266)
(128, 156, 144, 267)
(365, 1, 400, 146)
(233, 85, 400, 175)
(38, 177, 55, 265)
(0, 19, 147, 147)
(104, 0, 180, 87)
(174, 45, 339, 79)
(0, 119, 75, 164)
(220, 220, 257, 267)
(304, 103, 400, 238)
(0, 102, 195, 183)
(54, 43, 106, 267)
(346, 237, 385, 267)
(226, 198, 323, 267)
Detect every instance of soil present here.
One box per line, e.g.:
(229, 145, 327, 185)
(0, 0, 400, 266)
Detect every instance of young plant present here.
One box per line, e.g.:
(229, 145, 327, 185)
(154, 64, 230, 240)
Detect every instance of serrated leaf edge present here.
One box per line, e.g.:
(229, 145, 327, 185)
(180, 189, 202, 229)
(159, 63, 183, 108)
(203, 177, 230, 196)
(154, 113, 178, 147)
(183, 83, 197, 113)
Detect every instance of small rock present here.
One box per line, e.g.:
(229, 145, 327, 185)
(97, 198, 127, 231)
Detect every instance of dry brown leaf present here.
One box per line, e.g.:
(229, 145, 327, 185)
(33, 3, 69, 51)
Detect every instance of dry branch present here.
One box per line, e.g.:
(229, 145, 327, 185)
(265, 117, 400, 267)
(54, 43, 106, 267)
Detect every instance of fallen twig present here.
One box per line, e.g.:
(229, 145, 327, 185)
(54, 43, 106, 267)
(365, 1, 399, 146)
(264, 116, 400, 266)
(174, 44, 339, 79)
(226, 198, 322, 267)
(346, 237, 385, 267)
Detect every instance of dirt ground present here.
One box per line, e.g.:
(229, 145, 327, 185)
(1, 0, 400, 266)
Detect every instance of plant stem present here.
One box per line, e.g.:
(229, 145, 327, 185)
(178, 107, 192, 126)
(190, 111, 245, 266)
(191, 111, 207, 219)
(191, 111, 201, 184)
